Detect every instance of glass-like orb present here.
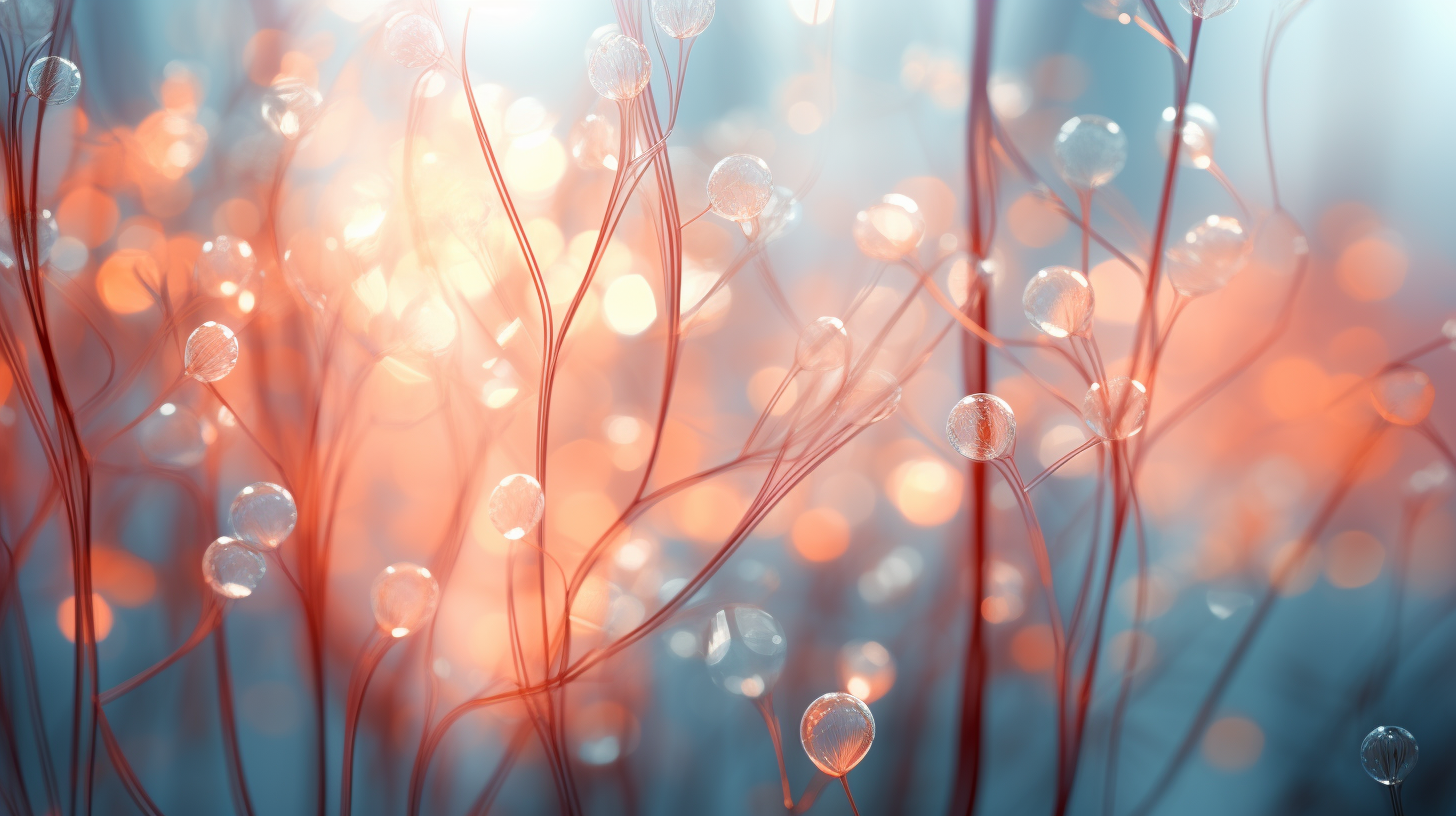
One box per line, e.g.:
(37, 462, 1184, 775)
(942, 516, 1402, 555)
(202, 537, 266, 599)
(570, 114, 618, 170)
(230, 482, 297, 549)
(1082, 377, 1148, 440)
(261, 80, 323, 139)
(0, 209, 59, 267)
(138, 403, 211, 468)
(195, 235, 256, 297)
(1166, 215, 1249, 297)
(838, 369, 901, 426)
(1053, 115, 1127, 190)
(755, 186, 802, 243)
(706, 154, 773, 222)
(27, 56, 81, 105)
(488, 473, 545, 540)
(1180, 0, 1238, 19)
(796, 316, 851, 372)
(1370, 366, 1435, 426)
(836, 641, 896, 704)
(1253, 210, 1310, 277)
(1361, 725, 1418, 785)
(386, 13, 445, 68)
(853, 194, 925, 261)
(370, 563, 440, 638)
(184, 322, 239, 383)
(800, 692, 875, 777)
(653, 0, 715, 38)
(588, 34, 652, 101)
(1023, 266, 1095, 338)
(947, 394, 1016, 461)
(704, 604, 787, 698)
(1156, 103, 1219, 169)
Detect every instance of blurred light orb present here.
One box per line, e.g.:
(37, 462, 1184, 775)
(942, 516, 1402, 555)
(1082, 377, 1148, 440)
(1406, 462, 1451, 498)
(858, 546, 923, 605)
(603, 274, 658, 335)
(261, 80, 323, 139)
(401, 295, 459, 355)
(947, 393, 1016, 461)
(838, 369, 901, 426)
(230, 482, 297, 550)
(1167, 215, 1249, 297)
(837, 641, 896, 703)
(569, 114, 618, 170)
(370, 562, 440, 638)
(789, 0, 835, 24)
(386, 13, 445, 68)
(853, 194, 926, 261)
(184, 322, 239, 382)
(1370, 366, 1435, 426)
(202, 537, 266, 599)
(1157, 103, 1219, 169)
(589, 34, 652, 101)
(796, 316, 850, 371)
(27, 56, 81, 105)
(1023, 265, 1094, 338)
(1053, 115, 1127, 190)
(706, 154, 773, 222)
(653, 0, 715, 39)
(1361, 725, 1418, 785)
(196, 235, 256, 298)
(0, 209, 58, 266)
(704, 605, 787, 698)
(488, 473, 545, 540)
(139, 403, 211, 468)
(1181, 0, 1238, 19)
(799, 692, 875, 776)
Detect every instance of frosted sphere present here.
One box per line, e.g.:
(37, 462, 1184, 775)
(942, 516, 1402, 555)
(836, 641, 896, 704)
(202, 537, 266, 599)
(853, 195, 925, 261)
(1156, 103, 1219, 169)
(138, 404, 210, 468)
(184, 322, 239, 382)
(386, 14, 445, 68)
(796, 316, 850, 371)
(1370, 366, 1435, 426)
(704, 605, 787, 698)
(261, 80, 323, 139)
(756, 186, 802, 243)
(0, 209, 58, 267)
(1166, 215, 1249, 297)
(1082, 377, 1148, 440)
(653, 0, 715, 38)
(488, 473, 545, 540)
(947, 394, 1016, 461)
(1053, 115, 1127, 190)
(1361, 725, 1418, 785)
(195, 235, 257, 297)
(839, 369, 901, 426)
(370, 562, 440, 638)
(1023, 266, 1094, 338)
(570, 114, 618, 170)
(230, 482, 297, 549)
(800, 692, 875, 777)
(706, 154, 773, 222)
(27, 56, 81, 105)
(1180, 0, 1238, 19)
(588, 34, 652, 101)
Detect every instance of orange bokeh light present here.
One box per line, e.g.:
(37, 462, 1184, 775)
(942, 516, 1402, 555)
(790, 507, 851, 562)
(58, 594, 113, 643)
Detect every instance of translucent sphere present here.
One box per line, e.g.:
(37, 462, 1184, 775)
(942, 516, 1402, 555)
(796, 316, 851, 372)
(1180, 0, 1238, 19)
(853, 194, 926, 261)
(1082, 377, 1148, 440)
(947, 394, 1016, 461)
(706, 154, 773, 222)
(1023, 266, 1095, 338)
(838, 369, 901, 426)
(704, 605, 787, 698)
(202, 537, 266, 599)
(1361, 725, 1418, 785)
(1370, 366, 1435, 426)
(653, 0, 715, 38)
(1166, 215, 1249, 297)
(370, 562, 440, 638)
(837, 641, 896, 703)
(1253, 209, 1310, 276)
(588, 34, 652, 101)
(138, 403, 210, 468)
(386, 13, 445, 68)
(800, 692, 875, 777)
(230, 482, 297, 549)
(488, 473, 545, 540)
(261, 80, 323, 139)
(184, 322, 239, 382)
(1156, 103, 1219, 169)
(27, 56, 81, 105)
(1053, 115, 1127, 190)
(0, 209, 58, 266)
(755, 186, 802, 243)
(569, 114, 618, 170)
(195, 235, 257, 297)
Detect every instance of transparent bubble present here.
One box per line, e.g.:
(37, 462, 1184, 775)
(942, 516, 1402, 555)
(853, 194, 926, 261)
(947, 394, 1016, 461)
(704, 605, 787, 698)
(0, 209, 59, 267)
(1180, 0, 1238, 19)
(1370, 366, 1435, 426)
(1252, 209, 1309, 276)
(1023, 266, 1095, 338)
(1053, 115, 1127, 190)
(1156, 103, 1219, 169)
(569, 114, 618, 170)
(386, 13, 445, 68)
(261, 80, 323, 139)
(1361, 725, 1418, 785)
(138, 403, 211, 468)
(836, 641, 896, 703)
(184, 322, 239, 383)
(1166, 215, 1249, 297)
(588, 34, 652, 101)
(488, 473, 545, 540)
(796, 316, 850, 371)
(752, 186, 802, 243)
(27, 56, 81, 105)
(706, 154, 773, 222)
(838, 369, 901, 426)
(1082, 377, 1148, 440)
(653, 0, 715, 38)
(230, 482, 297, 550)
(195, 235, 257, 297)
(370, 562, 440, 638)
(799, 692, 875, 777)
(202, 537, 266, 599)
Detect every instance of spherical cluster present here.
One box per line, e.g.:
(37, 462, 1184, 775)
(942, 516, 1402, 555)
(853, 194, 926, 261)
(947, 394, 1016, 461)
(1023, 266, 1095, 338)
(1370, 366, 1435, 426)
(195, 235, 256, 297)
(838, 369, 901, 426)
(796, 316, 851, 372)
(202, 537, 267, 599)
(1166, 215, 1249, 297)
(706, 154, 773, 222)
(704, 605, 787, 698)
(386, 13, 445, 69)
(261, 80, 323, 139)
(1081, 377, 1148, 440)
(230, 482, 297, 550)
(488, 473, 546, 540)
(799, 692, 875, 777)
(1157, 103, 1219, 169)
(27, 56, 81, 105)
(184, 322, 239, 383)
(1053, 115, 1127, 190)
(370, 563, 440, 638)
(588, 34, 652, 101)
(138, 404, 210, 469)
(653, 0, 715, 39)
(1360, 725, 1418, 785)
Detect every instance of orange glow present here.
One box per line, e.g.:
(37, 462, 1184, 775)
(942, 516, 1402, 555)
(747, 367, 797, 416)
(213, 198, 262, 239)
(1260, 356, 1328, 420)
(57, 186, 119, 248)
(0, 359, 11, 405)
(888, 457, 963, 526)
(1201, 716, 1264, 771)
(790, 507, 851, 562)
(1324, 530, 1384, 589)
(58, 594, 113, 643)
(1010, 624, 1055, 673)
(1336, 235, 1406, 301)
(670, 483, 744, 545)
(1007, 192, 1067, 248)
(91, 547, 158, 607)
(96, 249, 165, 314)
(245, 29, 286, 86)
